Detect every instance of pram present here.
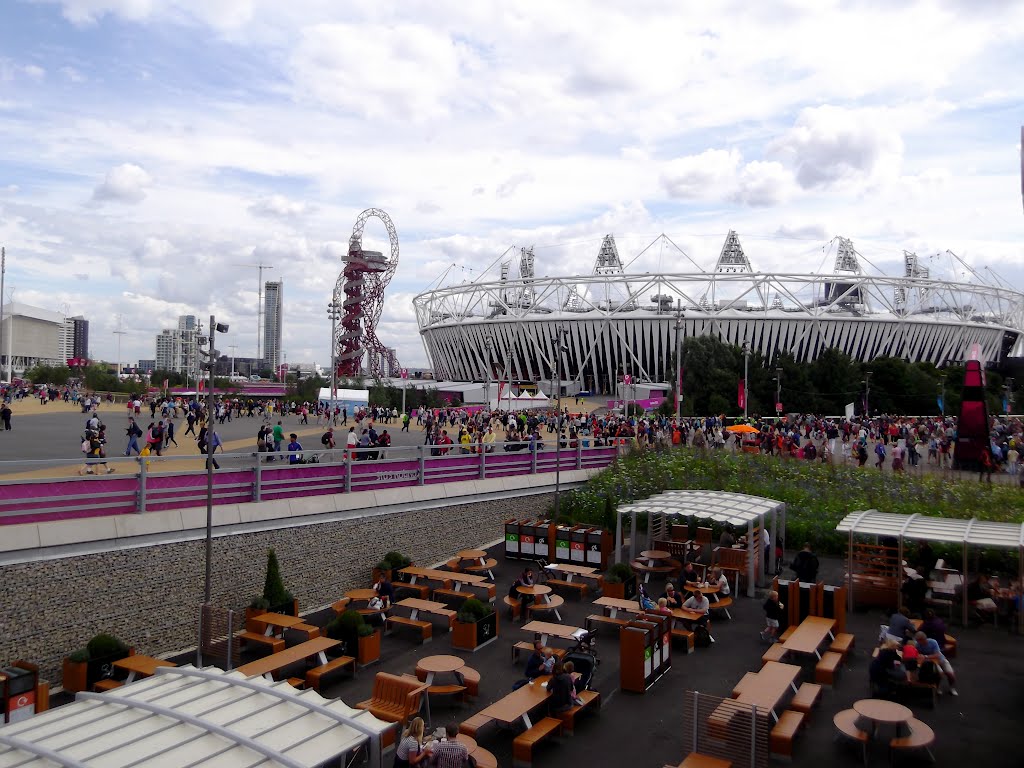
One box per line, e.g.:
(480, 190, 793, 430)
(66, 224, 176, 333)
(563, 630, 599, 690)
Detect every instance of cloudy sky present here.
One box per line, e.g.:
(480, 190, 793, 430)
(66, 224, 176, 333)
(1, 0, 1022, 368)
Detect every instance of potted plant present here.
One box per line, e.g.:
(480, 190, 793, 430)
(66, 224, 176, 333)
(62, 633, 133, 693)
(261, 548, 297, 615)
(246, 595, 271, 621)
(452, 597, 499, 652)
(603, 562, 637, 600)
(326, 609, 379, 665)
(383, 551, 412, 582)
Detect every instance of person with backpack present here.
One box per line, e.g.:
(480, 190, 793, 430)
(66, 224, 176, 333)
(124, 417, 143, 456)
(874, 440, 886, 470)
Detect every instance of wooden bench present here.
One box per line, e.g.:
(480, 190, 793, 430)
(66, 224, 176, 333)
(305, 655, 356, 691)
(355, 672, 429, 729)
(671, 626, 695, 654)
(285, 623, 321, 643)
(889, 717, 936, 763)
(460, 713, 494, 738)
(779, 626, 796, 642)
(403, 673, 466, 703)
(526, 595, 565, 619)
(587, 614, 629, 633)
(463, 558, 498, 575)
(396, 583, 432, 600)
(94, 679, 123, 692)
(473, 583, 498, 602)
(789, 682, 821, 716)
(445, 558, 463, 571)
(286, 677, 305, 689)
(770, 709, 805, 760)
(473, 746, 498, 768)
(631, 562, 675, 581)
(331, 598, 351, 614)
(828, 632, 855, 658)
(433, 587, 472, 607)
(554, 689, 600, 735)
(762, 643, 788, 665)
(815, 651, 843, 687)
(666, 754, 735, 768)
(386, 615, 433, 643)
(546, 579, 589, 600)
(512, 716, 562, 767)
(503, 596, 522, 621)
(833, 708, 868, 765)
(415, 665, 479, 699)
(238, 631, 285, 655)
(709, 596, 733, 619)
(731, 672, 758, 698)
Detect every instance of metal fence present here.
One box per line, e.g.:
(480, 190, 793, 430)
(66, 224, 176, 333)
(680, 690, 770, 768)
(197, 604, 239, 670)
(0, 443, 620, 524)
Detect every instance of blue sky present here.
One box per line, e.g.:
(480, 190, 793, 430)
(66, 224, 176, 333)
(0, 0, 1022, 367)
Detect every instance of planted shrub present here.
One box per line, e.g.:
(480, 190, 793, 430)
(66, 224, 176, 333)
(383, 551, 411, 570)
(605, 562, 634, 584)
(86, 633, 127, 659)
(457, 597, 492, 623)
(262, 549, 293, 606)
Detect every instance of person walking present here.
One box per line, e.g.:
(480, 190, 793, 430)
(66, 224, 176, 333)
(197, 424, 220, 470)
(124, 417, 142, 456)
(164, 417, 178, 449)
(184, 410, 197, 436)
(0, 403, 12, 431)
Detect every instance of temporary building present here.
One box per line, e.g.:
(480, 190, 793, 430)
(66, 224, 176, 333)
(0, 665, 391, 767)
(318, 387, 370, 412)
(615, 490, 787, 597)
(836, 509, 1024, 629)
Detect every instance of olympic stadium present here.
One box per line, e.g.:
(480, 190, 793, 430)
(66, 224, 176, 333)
(413, 232, 1024, 394)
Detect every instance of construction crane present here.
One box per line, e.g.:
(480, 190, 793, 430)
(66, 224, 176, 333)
(232, 260, 275, 362)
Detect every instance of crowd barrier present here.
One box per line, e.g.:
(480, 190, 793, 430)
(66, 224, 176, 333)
(0, 443, 620, 525)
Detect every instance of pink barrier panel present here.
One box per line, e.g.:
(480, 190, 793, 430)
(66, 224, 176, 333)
(145, 470, 254, 511)
(423, 455, 480, 485)
(351, 460, 420, 492)
(260, 463, 346, 499)
(0, 476, 138, 525)
(482, 451, 532, 478)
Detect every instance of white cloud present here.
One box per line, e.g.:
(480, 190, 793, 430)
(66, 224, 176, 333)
(91, 163, 153, 204)
(661, 149, 741, 200)
(59, 66, 86, 83)
(770, 105, 905, 190)
(22, 64, 45, 81)
(248, 194, 308, 219)
(731, 161, 796, 208)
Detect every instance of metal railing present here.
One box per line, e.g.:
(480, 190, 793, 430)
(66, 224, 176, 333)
(681, 690, 770, 768)
(0, 442, 620, 525)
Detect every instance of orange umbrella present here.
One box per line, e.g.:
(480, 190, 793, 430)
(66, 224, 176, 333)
(726, 424, 759, 434)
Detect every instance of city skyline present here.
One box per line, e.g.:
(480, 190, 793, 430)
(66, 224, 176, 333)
(0, 2, 1022, 370)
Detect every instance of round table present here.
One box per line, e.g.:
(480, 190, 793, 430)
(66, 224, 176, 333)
(640, 550, 670, 561)
(455, 734, 477, 751)
(457, 549, 487, 560)
(418, 655, 465, 675)
(853, 699, 912, 724)
(684, 583, 721, 595)
(345, 588, 376, 601)
(517, 584, 551, 598)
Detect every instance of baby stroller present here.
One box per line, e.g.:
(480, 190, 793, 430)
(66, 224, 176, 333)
(563, 630, 599, 691)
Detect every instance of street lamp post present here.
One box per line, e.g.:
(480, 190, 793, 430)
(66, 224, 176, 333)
(674, 300, 685, 422)
(863, 371, 872, 416)
(327, 299, 341, 406)
(775, 367, 783, 417)
(484, 334, 494, 410)
(552, 326, 568, 522)
(742, 342, 750, 420)
(203, 317, 229, 606)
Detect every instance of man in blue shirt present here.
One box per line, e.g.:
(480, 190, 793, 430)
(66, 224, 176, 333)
(287, 434, 304, 464)
(913, 631, 958, 695)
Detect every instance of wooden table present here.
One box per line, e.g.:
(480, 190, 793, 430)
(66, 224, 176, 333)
(235, 636, 340, 681)
(518, 584, 562, 621)
(113, 655, 177, 683)
(734, 661, 800, 721)
(395, 597, 455, 623)
(521, 620, 587, 647)
(257, 612, 304, 637)
(782, 616, 836, 660)
(401, 566, 489, 592)
(683, 583, 721, 596)
(346, 588, 378, 602)
(680, 754, 732, 768)
(457, 549, 488, 560)
(416, 655, 466, 723)
(544, 563, 600, 583)
(477, 674, 552, 728)
(853, 698, 913, 737)
(594, 595, 643, 619)
(641, 549, 671, 563)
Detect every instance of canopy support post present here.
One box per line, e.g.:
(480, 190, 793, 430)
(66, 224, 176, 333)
(746, 517, 755, 598)
(615, 507, 623, 564)
(768, 509, 778, 586)
(961, 539, 969, 628)
(630, 510, 638, 562)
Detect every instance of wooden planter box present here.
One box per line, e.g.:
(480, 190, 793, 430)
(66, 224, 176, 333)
(61, 659, 88, 694)
(603, 577, 637, 600)
(371, 567, 392, 584)
(357, 629, 381, 666)
(451, 611, 499, 652)
(62, 647, 134, 693)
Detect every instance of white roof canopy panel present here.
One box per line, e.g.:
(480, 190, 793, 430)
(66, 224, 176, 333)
(0, 665, 391, 768)
(619, 490, 785, 526)
(836, 510, 1024, 548)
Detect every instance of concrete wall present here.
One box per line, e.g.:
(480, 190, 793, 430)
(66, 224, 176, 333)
(0, 492, 554, 685)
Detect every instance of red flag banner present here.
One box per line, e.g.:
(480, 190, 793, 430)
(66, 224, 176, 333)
(738, 379, 745, 410)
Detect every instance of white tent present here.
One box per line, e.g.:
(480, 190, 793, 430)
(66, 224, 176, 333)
(318, 387, 369, 411)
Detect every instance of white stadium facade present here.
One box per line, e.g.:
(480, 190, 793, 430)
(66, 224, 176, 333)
(413, 232, 1024, 394)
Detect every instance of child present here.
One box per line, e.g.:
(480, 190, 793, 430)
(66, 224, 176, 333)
(761, 590, 785, 642)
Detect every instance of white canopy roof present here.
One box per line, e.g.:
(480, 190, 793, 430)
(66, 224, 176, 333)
(836, 509, 1024, 548)
(0, 665, 390, 768)
(618, 489, 785, 526)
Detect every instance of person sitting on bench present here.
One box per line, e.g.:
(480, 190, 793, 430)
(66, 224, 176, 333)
(710, 567, 731, 597)
(374, 574, 396, 608)
(886, 608, 916, 643)
(869, 638, 907, 696)
(681, 590, 710, 629)
(913, 631, 958, 696)
(661, 583, 684, 610)
(524, 641, 547, 680)
(681, 562, 701, 583)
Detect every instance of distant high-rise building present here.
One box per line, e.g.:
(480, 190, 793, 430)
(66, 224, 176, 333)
(263, 281, 283, 372)
(153, 315, 202, 378)
(70, 316, 89, 359)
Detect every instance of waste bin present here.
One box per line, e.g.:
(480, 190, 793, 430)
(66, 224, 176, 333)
(586, 528, 606, 567)
(554, 525, 573, 563)
(2, 664, 37, 724)
(504, 519, 522, 558)
(570, 526, 589, 563)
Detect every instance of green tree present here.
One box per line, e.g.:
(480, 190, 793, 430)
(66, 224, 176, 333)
(262, 549, 291, 606)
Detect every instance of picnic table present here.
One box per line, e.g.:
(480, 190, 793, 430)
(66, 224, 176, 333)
(113, 655, 177, 683)
(593, 595, 642, 619)
(455, 549, 496, 579)
(395, 597, 457, 626)
(415, 654, 465, 723)
(521, 620, 587, 647)
(257, 612, 304, 637)
(544, 563, 601, 583)
(782, 616, 836, 660)
(853, 698, 913, 735)
(733, 661, 800, 721)
(518, 584, 562, 621)
(235, 636, 340, 681)
(477, 674, 552, 729)
(401, 566, 490, 591)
